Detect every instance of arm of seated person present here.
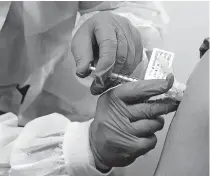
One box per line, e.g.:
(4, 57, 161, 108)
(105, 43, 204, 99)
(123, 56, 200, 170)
(154, 51, 209, 176)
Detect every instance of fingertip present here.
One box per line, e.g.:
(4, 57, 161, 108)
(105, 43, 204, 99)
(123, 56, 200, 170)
(166, 73, 174, 90)
(76, 72, 86, 78)
(156, 116, 165, 124)
(170, 103, 179, 112)
(166, 73, 174, 80)
(156, 117, 165, 131)
(90, 80, 104, 95)
(90, 87, 102, 95)
(167, 97, 180, 108)
(164, 100, 179, 114)
(136, 135, 157, 155)
(90, 89, 99, 95)
(76, 68, 91, 78)
(148, 98, 179, 117)
(75, 62, 92, 78)
(147, 134, 157, 150)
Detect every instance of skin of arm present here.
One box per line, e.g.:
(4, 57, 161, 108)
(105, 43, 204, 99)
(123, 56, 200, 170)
(154, 51, 209, 176)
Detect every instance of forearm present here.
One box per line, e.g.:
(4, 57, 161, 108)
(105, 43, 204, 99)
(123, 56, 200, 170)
(10, 113, 117, 176)
(154, 51, 209, 175)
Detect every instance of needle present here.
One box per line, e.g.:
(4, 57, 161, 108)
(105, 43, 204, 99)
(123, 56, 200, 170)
(89, 66, 138, 82)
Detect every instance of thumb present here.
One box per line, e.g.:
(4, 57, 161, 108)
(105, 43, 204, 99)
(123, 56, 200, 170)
(71, 23, 94, 78)
(115, 73, 175, 103)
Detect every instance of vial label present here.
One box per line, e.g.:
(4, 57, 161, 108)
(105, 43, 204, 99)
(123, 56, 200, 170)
(144, 48, 175, 80)
(144, 48, 186, 101)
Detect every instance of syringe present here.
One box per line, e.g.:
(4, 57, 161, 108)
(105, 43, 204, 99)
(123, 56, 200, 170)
(89, 65, 185, 102)
(89, 66, 138, 82)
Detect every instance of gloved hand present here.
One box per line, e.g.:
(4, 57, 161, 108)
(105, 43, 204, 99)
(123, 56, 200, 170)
(89, 74, 179, 172)
(71, 12, 143, 95)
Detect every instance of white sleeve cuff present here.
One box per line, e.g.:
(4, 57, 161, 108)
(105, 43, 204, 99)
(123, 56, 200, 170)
(63, 119, 114, 176)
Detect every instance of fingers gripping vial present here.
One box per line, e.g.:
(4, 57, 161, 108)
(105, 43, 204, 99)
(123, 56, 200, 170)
(89, 48, 186, 101)
(144, 48, 186, 101)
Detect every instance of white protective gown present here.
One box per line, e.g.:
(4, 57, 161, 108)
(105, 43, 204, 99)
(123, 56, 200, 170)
(0, 1, 169, 175)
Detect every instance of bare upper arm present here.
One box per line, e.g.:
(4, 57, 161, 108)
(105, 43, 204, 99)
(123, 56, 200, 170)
(154, 51, 209, 176)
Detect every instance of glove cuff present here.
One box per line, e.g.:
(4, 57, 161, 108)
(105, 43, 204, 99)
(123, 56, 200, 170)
(63, 119, 113, 175)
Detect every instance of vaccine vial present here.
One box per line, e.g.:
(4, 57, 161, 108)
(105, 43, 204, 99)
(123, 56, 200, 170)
(144, 48, 186, 101)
